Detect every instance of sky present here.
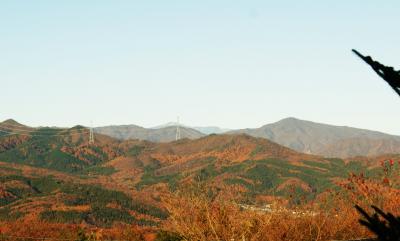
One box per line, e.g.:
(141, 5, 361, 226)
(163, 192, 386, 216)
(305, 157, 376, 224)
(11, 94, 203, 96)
(1, 1, 400, 134)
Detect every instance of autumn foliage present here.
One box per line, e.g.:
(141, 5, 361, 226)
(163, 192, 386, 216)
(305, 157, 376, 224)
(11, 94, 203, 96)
(0, 161, 399, 240)
(160, 160, 400, 241)
(0, 220, 157, 241)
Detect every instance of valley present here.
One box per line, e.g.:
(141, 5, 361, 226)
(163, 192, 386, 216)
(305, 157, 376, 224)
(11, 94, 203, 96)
(1, 119, 397, 232)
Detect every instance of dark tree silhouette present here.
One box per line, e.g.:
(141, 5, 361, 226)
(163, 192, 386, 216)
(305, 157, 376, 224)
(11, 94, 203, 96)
(355, 205, 400, 241)
(352, 49, 400, 97)
(353, 49, 400, 241)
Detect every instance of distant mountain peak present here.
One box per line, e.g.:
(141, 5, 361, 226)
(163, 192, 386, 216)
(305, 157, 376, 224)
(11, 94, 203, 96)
(230, 117, 400, 158)
(70, 125, 88, 130)
(281, 117, 299, 121)
(0, 119, 26, 127)
(276, 117, 307, 123)
(151, 122, 182, 129)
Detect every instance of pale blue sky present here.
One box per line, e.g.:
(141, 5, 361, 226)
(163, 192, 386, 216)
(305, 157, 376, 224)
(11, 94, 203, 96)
(1, 1, 400, 134)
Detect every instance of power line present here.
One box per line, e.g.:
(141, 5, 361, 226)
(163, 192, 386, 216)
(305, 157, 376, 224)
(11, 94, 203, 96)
(89, 127, 95, 144)
(176, 116, 181, 141)
(89, 121, 95, 145)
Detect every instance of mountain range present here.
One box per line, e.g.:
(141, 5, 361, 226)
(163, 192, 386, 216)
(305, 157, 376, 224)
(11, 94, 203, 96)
(229, 117, 400, 158)
(94, 124, 205, 142)
(151, 122, 230, 135)
(93, 117, 400, 158)
(0, 118, 399, 228)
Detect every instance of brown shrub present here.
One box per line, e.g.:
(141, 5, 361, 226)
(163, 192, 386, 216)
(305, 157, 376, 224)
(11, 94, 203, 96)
(161, 163, 400, 241)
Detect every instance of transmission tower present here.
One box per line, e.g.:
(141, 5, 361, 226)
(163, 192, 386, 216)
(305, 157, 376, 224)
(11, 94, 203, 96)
(175, 116, 181, 141)
(89, 122, 95, 145)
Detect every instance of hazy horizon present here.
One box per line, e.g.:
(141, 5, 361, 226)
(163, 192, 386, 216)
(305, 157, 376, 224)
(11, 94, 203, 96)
(3, 116, 400, 137)
(1, 1, 400, 134)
